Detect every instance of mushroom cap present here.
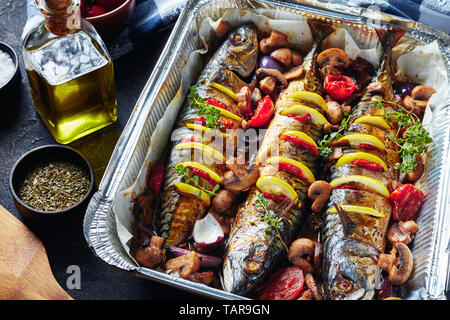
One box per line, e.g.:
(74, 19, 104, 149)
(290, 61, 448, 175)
(317, 48, 351, 69)
(388, 243, 414, 285)
(256, 68, 288, 87)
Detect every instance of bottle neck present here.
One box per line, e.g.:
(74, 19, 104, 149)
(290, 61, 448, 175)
(37, 0, 81, 36)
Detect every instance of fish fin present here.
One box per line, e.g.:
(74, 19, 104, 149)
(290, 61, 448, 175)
(308, 20, 336, 42)
(376, 27, 407, 54)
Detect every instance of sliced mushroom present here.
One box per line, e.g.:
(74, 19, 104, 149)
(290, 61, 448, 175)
(411, 85, 436, 101)
(403, 95, 427, 117)
(367, 82, 385, 95)
(259, 76, 277, 95)
(237, 86, 252, 115)
(223, 158, 259, 193)
(135, 236, 165, 269)
(259, 31, 288, 55)
(212, 189, 236, 214)
(317, 48, 351, 69)
(284, 65, 304, 80)
(320, 64, 341, 79)
(308, 181, 333, 213)
(291, 50, 304, 67)
(377, 243, 414, 285)
(288, 238, 318, 274)
(387, 220, 419, 245)
(325, 100, 343, 124)
(270, 48, 292, 66)
(256, 68, 288, 87)
(165, 250, 200, 279)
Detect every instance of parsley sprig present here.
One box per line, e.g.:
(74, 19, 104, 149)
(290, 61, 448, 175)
(370, 96, 432, 173)
(318, 109, 354, 158)
(255, 193, 288, 251)
(175, 165, 220, 197)
(188, 86, 223, 129)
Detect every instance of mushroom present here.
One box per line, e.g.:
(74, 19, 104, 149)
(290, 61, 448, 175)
(387, 220, 419, 245)
(165, 250, 201, 279)
(377, 243, 414, 285)
(304, 273, 324, 300)
(367, 82, 385, 95)
(212, 189, 236, 214)
(288, 238, 321, 274)
(270, 48, 292, 66)
(237, 86, 252, 115)
(259, 30, 288, 55)
(188, 271, 215, 286)
(325, 100, 343, 124)
(135, 235, 165, 269)
(223, 157, 259, 193)
(259, 76, 277, 95)
(308, 181, 333, 213)
(403, 95, 427, 117)
(251, 87, 262, 106)
(284, 65, 304, 80)
(291, 50, 304, 67)
(215, 20, 232, 38)
(411, 85, 436, 101)
(256, 68, 288, 88)
(400, 154, 425, 184)
(317, 48, 351, 69)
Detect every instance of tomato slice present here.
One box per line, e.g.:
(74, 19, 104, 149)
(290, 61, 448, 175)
(258, 267, 304, 300)
(359, 143, 379, 150)
(278, 162, 308, 183)
(262, 192, 289, 203)
(248, 96, 274, 127)
(288, 113, 312, 124)
(389, 184, 425, 221)
(205, 98, 227, 110)
(187, 166, 218, 187)
(194, 116, 233, 129)
(324, 74, 356, 101)
(281, 134, 319, 157)
(148, 164, 165, 195)
(352, 159, 384, 172)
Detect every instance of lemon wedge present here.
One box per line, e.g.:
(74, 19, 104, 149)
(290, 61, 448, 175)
(330, 175, 390, 197)
(256, 176, 298, 203)
(186, 123, 228, 138)
(175, 142, 226, 163)
(281, 131, 318, 149)
(327, 205, 385, 218)
(210, 105, 242, 121)
(209, 82, 237, 101)
(288, 91, 328, 111)
(266, 156, 316, 183)
(281, 105, 330, 126)
(175, 162, 222, 184)
(338, 134, 385, 151)
(335, 152, 388, 171)
(354, 116, 391, 130)
(175, 182, 211, 206)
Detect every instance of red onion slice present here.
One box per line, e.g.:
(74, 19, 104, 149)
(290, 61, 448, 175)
(193, 213, 224, 246)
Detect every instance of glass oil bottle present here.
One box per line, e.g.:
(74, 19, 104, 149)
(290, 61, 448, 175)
(22, 0, 117, 144)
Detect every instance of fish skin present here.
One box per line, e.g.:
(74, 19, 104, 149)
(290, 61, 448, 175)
(321, 28, 407, 300)
(156, 25, 258, 247)
(222, 25, 334, 295)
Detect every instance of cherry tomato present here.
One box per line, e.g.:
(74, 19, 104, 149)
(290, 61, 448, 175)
(148, 164, 165, 195)
(389, 184, 424, 221)
(258, 267, 304, 300)
(324, 74, 356, 101)
(95, 0, 125, 12)
(248, 96, 274, 127)
(86, 5, 107, 17)
(352, 159, 384, 172)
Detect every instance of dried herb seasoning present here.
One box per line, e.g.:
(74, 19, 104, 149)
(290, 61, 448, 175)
(18, 160, 91, 211)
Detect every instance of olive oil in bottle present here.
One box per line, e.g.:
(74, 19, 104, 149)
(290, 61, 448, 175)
(22, 0, 117, 144)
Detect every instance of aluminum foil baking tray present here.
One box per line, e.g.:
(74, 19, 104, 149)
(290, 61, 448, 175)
(84, 0, 450, 300)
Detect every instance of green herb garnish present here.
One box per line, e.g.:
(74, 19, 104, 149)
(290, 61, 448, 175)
(175, 164, 220, 197)
(318, 110, 354, 158)
(188, 86, 223, 129)
(255, 193, 287, 251)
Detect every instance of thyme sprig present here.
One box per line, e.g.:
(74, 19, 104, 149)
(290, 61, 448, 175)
(255, 193, 288, 252)
(370, 96, 432, 173)
(175, 164, 220, 197)
(188, 86, 223, 129)
(318, 109, 354, 158)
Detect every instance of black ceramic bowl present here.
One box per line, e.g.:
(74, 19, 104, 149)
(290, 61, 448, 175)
(0, 41, 20, 95)
(10, 145, 95, 223)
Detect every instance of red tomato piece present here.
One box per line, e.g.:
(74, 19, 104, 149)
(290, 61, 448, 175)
(193, 116, 206, 126)
(188, 166, 218, 187)
(262, 192, 289, 203)
(281, 134, 319, 157)
(148, 164, 165, 195)
(278, 162, 308, 183)
(219, 119, 234, 129)
(181, 136, 197, 143)
(205, 99, 227, 110)
(258, 267, 304, 300)
(352, 159, 384, 172)
(389, 184, 425, 221)
(334, 183, 361, 191)
(324, 74, 356, 101)
(290, 113, 312, 124)
(359, 143, 378, 150)
(248, 96, 274, 127)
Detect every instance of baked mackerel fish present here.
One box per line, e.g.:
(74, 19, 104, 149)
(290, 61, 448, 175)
(155, 25, 258, 246)
(320, 29, 407, 300)
(222, 28, 331, 295)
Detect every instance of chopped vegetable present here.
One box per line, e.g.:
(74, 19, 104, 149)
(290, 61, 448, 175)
(324, 74, 356, 101)
(258, 267, 304, 300)
(389, 184, 424, 221)
(248, 96, 274, 127)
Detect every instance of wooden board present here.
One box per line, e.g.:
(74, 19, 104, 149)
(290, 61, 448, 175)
(0, 205, 73, 300)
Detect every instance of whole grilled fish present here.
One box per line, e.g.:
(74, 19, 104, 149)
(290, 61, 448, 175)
(222, 26, 332, 295)
(156, 25, 258, 246)
(321, 28, 407, 300)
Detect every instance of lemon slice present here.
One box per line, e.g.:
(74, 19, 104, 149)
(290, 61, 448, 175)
(281, 105, 330, 126)
(176, 142, 226, 163)
(210, 105, 243, 121)
(330, 175, 390, 197)
(327, 205, 385, 218)
(175, 182, 211, 206)
(354, 116, 390, 130)
(256, 176, 298, 203)
(335, 152, 388, 171)
(209, 82, 237, 101)
(281, 131, 318, 149)
(266, 156, 316, 183)
(288, 91, 328, 111)
(338, 134, 385, 151)
(186, 123, 228, 138)
(175, 162, 222, 183)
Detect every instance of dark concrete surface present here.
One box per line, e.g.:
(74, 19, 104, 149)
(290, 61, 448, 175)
(0, 0, 201, 300)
